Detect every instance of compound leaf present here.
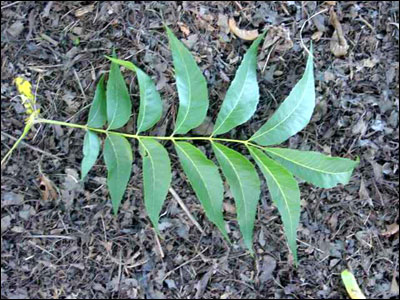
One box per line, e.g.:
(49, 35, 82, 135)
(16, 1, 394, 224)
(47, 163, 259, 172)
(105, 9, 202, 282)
(139, 138, 171, 232)
(250, 45, 315, 145)
(105, 57, 162, 133)
(103, 134, 133, 214)
(87, 74, 107, 128)
(174, 142, 229, 241)
(81, 130, 101, 180)
(106, 54, 132, 130)
(249, 147, 300, 263)
(212, 32, 266, 136)
(166, 27, 209, 135)
(212, 142, 260, 254)
(265, 147, 359, 188)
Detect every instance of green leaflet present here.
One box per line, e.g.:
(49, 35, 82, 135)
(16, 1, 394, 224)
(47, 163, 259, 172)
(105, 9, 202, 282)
(106, 54, 132, 130)
(174, 142, 229, 241)
(250, 45, 315, 146)
(87, 75, 107, 128)
(139, 138, 171, 233)
(103, 134, 133, 214)
(166, 27, 209, 135)
(81, 130, 101, 180)
(212, 142, 260, 254)
(265, 147, 359, 188)
(105, 57, 162, 133)
(212, 32, 266, 136)
(249, 147, 300, 263)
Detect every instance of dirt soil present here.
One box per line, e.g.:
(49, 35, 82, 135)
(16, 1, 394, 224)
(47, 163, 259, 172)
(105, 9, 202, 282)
(1, 1, 399, 299)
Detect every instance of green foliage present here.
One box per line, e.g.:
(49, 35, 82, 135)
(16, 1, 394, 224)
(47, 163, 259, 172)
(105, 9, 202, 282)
(249, 44, 315, 146)
(212, 32, 266, 136)
(175, 142, 229, 241)
(166, 27, 209, 135)
(81, 131, 101, 180)
(249, 147, 300, 263)
(44, 27, 358, 263)
(103, 134, 133, 214)
(212, 142, 260, 254)
(139, 138, 171, 233)
(106, 54, 132, 130)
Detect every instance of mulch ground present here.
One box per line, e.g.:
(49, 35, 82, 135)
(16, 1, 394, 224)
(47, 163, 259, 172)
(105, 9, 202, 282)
(1, 1, 399, 299)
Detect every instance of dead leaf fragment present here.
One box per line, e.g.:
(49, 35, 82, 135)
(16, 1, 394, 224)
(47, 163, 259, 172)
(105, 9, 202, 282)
(218, 14, 230, 34)
(330, 9, 349, 57)
(341, 269, 366, 299)
(325, 1, 337, 5)
(7, 20, 24, 37)
(228, 18, 259, 41)
(263, 25, 293, 52)
(75, 4, 95, 17)
(381, 223, 399, 237)
(39, 174, 58, 201)
(178, 22, 190, 37)
(311, 31, 324, 41)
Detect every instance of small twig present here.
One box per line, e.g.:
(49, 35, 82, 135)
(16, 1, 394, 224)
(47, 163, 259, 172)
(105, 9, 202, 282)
(25, 235, 77, 240)
(299, 8, 329, 57)
(1, 130, 60, 161)
(162, 247, 209, 281)
(169, 187, 205, 235)
(73, 69, 87, 101)
(154, 229, 165, 258)
(1, 1, 21, 9)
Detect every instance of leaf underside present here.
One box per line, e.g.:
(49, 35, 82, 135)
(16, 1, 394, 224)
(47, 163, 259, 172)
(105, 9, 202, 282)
(212, 142, 260, 254)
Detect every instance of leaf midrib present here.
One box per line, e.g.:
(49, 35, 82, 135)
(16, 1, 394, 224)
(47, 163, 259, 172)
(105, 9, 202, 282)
(253, 150, 293, 241)
(213, 144, 250, 235)
(265, 149, 353, 175)
(108, 66, 120, 130)
(88, 77, 104, 127)
(137, 72, 148, 133)
(140, 139, 157, 207)
(107, 135, 122, 194)
(175, 143, 219, 220)
(212, 53, 253, 135)
(173, 39, 193, 135)
(251, 63, 312, 141)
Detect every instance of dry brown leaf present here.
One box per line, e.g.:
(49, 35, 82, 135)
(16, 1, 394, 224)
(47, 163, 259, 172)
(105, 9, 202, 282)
(325, 1, 337, 5)
(39, 174, 58, 201)
(228, 18, 259, 41)
(178, 22, 190, 37)
(75, 4, 95, 17)
(263, 25, 293, 52)
(330, 8, 349, 57)
(311, 31, 324, 41)
(381, 223, 399, 237)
